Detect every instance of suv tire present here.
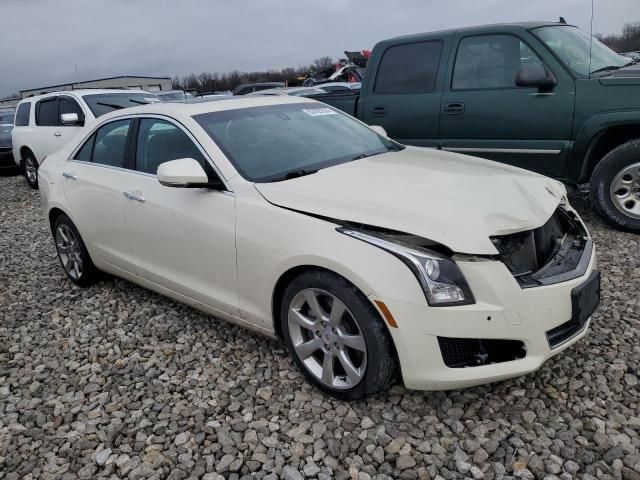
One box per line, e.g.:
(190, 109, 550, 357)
(22, 151, 39, 189)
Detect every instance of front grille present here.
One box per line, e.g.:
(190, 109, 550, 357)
(438, 337, 526, 368)
(491, 207, 589, 287)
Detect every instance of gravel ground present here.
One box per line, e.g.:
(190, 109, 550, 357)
(0, 174, 638, 480)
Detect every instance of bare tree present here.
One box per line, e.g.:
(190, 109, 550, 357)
(312, 56, 335, 71)
(597, 21, 640, 52)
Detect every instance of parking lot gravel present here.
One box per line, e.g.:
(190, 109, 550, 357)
(0, 174, 638, 480)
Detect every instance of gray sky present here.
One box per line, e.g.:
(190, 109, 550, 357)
(0, 0, 635, 97)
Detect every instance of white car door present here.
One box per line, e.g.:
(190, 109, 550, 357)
(61, 119, 136, 271)
(121, 117, 239, 315)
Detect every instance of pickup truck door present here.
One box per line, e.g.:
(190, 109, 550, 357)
(359, 38, 448, 147)
(440, 32, 575, 178)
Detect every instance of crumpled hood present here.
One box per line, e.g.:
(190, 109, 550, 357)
(255, 147, 564, 254)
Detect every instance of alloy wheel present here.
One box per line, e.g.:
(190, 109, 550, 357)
(25, 157, 37, 184)
(55, 224, 83, 280)
(287, 288, 367, 389)
(610, 162, 640, 220)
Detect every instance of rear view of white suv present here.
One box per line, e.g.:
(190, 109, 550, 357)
(12, 89, 161, 188)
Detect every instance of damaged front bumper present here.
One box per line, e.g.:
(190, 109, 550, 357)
(370, 205, 600, 391)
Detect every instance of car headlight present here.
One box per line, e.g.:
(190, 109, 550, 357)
(337, 228, 474, 306)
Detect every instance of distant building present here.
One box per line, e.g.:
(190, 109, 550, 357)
(0, 97, 21, 109)
(19, 75, 173, 98)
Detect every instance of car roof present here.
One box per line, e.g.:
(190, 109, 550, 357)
(18, 89, 158, 102)
(382, 21, 570, 44)
(97, 95, 317, 123)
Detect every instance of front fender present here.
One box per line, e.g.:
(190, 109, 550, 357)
(570, 111, 640, 182)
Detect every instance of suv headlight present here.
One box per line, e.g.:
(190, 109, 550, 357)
(337, 228, 474, 306)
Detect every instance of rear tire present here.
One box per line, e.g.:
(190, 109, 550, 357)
(53, 214, 99, 287)
(590, 139, 640, 232)
(22, 151, 39, 189)
(280, 269, 398, 400)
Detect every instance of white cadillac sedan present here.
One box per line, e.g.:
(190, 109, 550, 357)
(38, 96, 600, 399)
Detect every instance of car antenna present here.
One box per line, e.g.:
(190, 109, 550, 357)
(588, 0, 595, 78)
(559, 16, 567, 24)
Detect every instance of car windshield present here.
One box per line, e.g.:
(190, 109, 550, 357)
(194, 103, 403, 182)
(533, 25, 629, 76)
(0, 112, 14, 124)
(82, 93, 162, 117)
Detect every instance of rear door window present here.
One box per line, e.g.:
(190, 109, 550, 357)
(36, 98, 59, 126)
(84, 120, 132, 168)
(374, 41, 443, 93)
(15, 103, 31, 126)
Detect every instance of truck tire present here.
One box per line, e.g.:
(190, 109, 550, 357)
(590, 139, 640, 232)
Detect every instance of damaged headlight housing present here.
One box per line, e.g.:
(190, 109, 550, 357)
(337, 228, 474, 306)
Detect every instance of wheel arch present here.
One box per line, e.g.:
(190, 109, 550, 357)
(271, 264, 390, 340)
(48, 207, 69, 234)
(581, 124, 640, 182)
(19, 144, 37, 159)
(270, 264, 402, 383)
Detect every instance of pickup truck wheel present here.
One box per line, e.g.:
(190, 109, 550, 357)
(591, 139, 640, 232)
(22, 152, 39, 189)
(280, 270, 398, 400)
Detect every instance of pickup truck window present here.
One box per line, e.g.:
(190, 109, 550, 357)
(375, 41, 443, 94)
(532, 25, 628, 77)
(452, 35, 543, 90)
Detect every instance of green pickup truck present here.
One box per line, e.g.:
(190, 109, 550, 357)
(315, 21, 640, 232)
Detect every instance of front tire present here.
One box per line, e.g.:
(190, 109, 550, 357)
(590, 139, 640, 232)
(280, 270, 398, 400)
(22, 152, 39, 189)
(53, 214, 99, 287)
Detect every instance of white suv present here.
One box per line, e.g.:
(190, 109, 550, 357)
(12, 89, 161, 188)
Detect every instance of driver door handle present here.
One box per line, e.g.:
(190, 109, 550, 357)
(62, 171, 77, 180)
(54, 131, 62, 137)
(123, 191, 146, 203)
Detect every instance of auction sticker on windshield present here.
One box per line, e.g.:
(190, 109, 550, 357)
(302, 108, 337, 117)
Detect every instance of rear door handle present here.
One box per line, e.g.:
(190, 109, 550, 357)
(370, 106, 387, 117)
(62, 171, 77, 180)
(443, 102, 465, 115)
(123, 191, 146, 203)
(54, 131, 62, 137)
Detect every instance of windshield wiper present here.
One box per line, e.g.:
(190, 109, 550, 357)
(96, 101, 125, 110)
(129, 99, 148, 105)
(267, 169, 318, 182)
(590, 65, 624, 75)
(351, 149, 390, 161)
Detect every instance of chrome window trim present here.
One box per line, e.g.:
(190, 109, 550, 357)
(67, 113, 233, 193)
(443, 147, 562, 155)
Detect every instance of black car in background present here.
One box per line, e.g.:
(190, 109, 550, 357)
(0, 110, 17, 175)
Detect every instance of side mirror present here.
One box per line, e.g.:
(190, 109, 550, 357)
(515, 64, 557, 91)
(61, 113, 83, 126)
(370, 125, 387, 137)
(157, 158, 211, 188)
